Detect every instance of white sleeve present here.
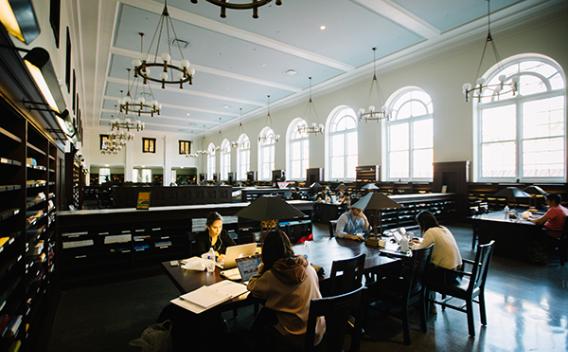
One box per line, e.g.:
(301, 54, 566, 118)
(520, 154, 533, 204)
(335, 214, 348, 236)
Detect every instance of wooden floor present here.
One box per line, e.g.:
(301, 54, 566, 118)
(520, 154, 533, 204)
(46, 223, 568, 352)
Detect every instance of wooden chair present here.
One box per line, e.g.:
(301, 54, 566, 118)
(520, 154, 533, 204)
(551, 217, 568, 266)
(365, 245, 433, 345)
(428, 240, 495, 336)
(304, 286, 366, 352)
(328, 253, 366, 296)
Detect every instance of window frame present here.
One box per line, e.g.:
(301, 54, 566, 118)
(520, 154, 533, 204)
(474, 55, 566, 183)
(325, 106, 358, 181)
(383, 87, 434, 182)
(207, 143, 216, 181)
(236, 134, 250, 181)
(99, 134, 109, 150)
(178, 140, 191, 155)
(220, 139, 231, 181)
(258, 127, 276, 181)
(286, 118, 310, 181)
(142, 137, 156, 153)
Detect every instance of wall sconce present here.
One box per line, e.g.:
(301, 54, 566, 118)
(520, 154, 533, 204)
(0, 0, 40, 44)
(22, 47, 66, 113)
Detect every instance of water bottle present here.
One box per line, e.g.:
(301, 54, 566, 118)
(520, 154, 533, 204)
(206, 247, 216, 272)
(504, 205, 510, 220)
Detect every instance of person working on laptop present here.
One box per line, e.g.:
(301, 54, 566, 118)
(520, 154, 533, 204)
(335, 203, 370, 239)
(530, 193, 568, 239)
(410, 211, 462, 287)
(248, 230, 325, 351)
(193, 211, 235, 259)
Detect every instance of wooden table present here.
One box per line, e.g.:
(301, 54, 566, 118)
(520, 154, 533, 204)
(162, 237, 401, 311)
(471, 210, 545, 262)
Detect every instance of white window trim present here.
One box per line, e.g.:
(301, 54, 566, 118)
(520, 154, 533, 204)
(207, 143, 216, 181)
(220, 139, 231, 181)
(324, 106, 358, 182)
(258, 127, 276, 181)
(286, 118, 309, 181)
(383, 87, 434, 182)
(236, 134, 250, 181)
(473, 55, 567, 183)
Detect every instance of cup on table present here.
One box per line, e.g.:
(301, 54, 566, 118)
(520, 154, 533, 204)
(205, 259, 215, 273)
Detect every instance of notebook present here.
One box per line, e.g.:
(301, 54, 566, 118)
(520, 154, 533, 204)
(171, 280, 248, 314)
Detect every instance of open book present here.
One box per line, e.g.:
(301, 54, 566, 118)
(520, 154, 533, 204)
(171, 280, 249, 314)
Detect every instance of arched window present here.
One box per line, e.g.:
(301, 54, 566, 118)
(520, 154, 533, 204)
(286, 118, 309, 180)
(220, 139, 231, 181)
(258, 127, 276, 181)
(475, 54, 565, 181)
(384, 87, 433, 180)
(325, 106, 358, 181)
(207, 143, 216, 180)
(236, 134, 250, 181)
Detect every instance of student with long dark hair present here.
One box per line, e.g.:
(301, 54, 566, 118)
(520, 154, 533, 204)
(193, 211, 235, 258)
(248, 230, 325, 350)
(411, 211, 462, 287)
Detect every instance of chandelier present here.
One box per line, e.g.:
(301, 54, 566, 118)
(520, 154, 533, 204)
(132, 2, 195, 89)
(258, 95, 280, 143)
(463, 0, 518, 103)
(101, 132, 131, 155)
(118, 70, 161, 117)
(358, 47, 390, 122)
(298, 76, 324, 136)
(190, 0, 282, 18)
(110, 114, 145, 133)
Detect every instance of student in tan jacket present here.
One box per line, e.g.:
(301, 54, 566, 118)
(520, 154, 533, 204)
(248, 230, 325, 351)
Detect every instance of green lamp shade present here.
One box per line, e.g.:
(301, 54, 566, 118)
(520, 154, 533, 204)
(351, 192, 400, 211)
(236, 195, 305, 221)
(494, 187, 531, 200)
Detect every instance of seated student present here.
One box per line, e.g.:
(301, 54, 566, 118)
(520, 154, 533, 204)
(193, 211, 235, 257)
(411, 211, 463, 287)
(530, 193, 568, 238)
(335, 204, 370, 238)
(248, 230, 325, 351)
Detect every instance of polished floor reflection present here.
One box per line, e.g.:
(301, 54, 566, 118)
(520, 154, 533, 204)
(47, 223, 568, 352)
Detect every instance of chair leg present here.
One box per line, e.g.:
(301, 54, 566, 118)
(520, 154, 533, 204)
(420, 292, 427, 333)
(479, 292, 487, 326)
(441, 294, 447, 311)
(466, 300, 475, 336)
(402, 304, 411, 345)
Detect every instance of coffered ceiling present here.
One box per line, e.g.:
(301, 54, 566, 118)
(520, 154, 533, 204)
(76, 0, 563, 137)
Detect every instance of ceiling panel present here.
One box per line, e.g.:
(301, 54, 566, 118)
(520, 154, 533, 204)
(114, 4, 343, 87)
(107, 54, 293, 104)
(391, 0, 523, 32)
(164, 0, 425, 67)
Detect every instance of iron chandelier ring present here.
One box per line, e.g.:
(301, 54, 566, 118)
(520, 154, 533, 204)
(134, 62, 193, 88)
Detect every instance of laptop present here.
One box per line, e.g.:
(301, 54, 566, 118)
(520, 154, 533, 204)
(220, 254, 261, 283)
(391, 227, 406, 243)
(217, 243, 257, 269)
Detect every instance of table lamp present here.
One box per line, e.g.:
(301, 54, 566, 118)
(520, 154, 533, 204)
(236, 195, 305, 231)
(361, 183, 380, 192)
(493, 187, 531, 205)
(351, 192, 401, 236)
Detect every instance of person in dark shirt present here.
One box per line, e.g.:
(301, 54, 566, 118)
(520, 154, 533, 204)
(193, 211, 235, 258)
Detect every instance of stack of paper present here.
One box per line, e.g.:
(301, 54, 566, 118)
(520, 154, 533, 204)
(171, 281, 248, 314)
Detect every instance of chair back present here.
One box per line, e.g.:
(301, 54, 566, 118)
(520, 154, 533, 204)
(467, 240, 495, 294)
(562, 216, 568, 239)
(328, 253, 366, 296)
(305, 286, 365, 352)
(402, 244, 433, 299)
(328, 220, 338, 238)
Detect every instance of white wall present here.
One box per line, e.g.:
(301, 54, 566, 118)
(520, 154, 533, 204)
(200, 11, 568, 182)
(82, 127, 201, 185)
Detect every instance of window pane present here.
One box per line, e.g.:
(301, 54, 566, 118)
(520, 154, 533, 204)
(331, 157, 344, 179)
(481, 105, 516, 142)
(482, 142, 516, 177)
(523, 137, 564, 177)
(523, 96, 564, 139)
(519, 74, 548, 96)
(413, 119, 433, 149)
(345, 132, 357, 156)
(389, 151, 409, 179)
(346, 155, 357, 179)
(331, 135, 344, 157)
(291, 141, 301, 161)
(389, 123, 409, 151)
(413, 149, 433, 178)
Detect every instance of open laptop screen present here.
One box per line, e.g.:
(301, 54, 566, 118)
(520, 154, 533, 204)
(236, 255, 261, 282)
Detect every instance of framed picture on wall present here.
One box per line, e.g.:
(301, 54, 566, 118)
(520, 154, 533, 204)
(50, 0, 61, 47)
(143, 138, 156, 153)
(179, 140, 191, 154)
(65, 27, 71, 93)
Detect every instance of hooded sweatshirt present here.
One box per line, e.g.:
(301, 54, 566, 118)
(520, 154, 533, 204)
(247, 256, 325, 344)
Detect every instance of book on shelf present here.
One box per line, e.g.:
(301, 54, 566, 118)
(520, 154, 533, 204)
(171, 280, 249, 314)
(62, 239, 94, 249)
(103, 234, 132, 245)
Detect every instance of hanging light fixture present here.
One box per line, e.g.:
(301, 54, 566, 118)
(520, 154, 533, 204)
(463, 0, 518, 103)
(297, 76, 324, 136)
(189, 0, 282, 19)
(132, 2, 195, 89)
(359, 47, 390, 122)
(258, 95, 280, 143)
(110, 112, 145, 133)
(231, 109, 248, 149)
(119, 69, 161, 117)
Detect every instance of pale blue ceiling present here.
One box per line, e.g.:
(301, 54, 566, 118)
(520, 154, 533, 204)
(392, 0, 523, 32)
